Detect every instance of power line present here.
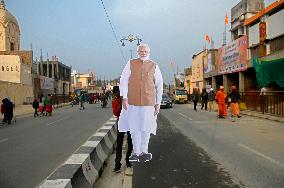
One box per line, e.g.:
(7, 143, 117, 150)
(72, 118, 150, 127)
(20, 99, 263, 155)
(99, 0, 127, 63)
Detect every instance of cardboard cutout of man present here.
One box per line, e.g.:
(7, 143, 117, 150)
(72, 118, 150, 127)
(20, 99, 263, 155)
(118, 43, 163, 163)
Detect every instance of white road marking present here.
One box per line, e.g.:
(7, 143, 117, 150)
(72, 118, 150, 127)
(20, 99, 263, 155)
(0, 138, 8, 143)
(179, 113, 193, 120)
(170, 108, 174, 111)
(46, 117, 68, 126)
(239, 144, 284, 168)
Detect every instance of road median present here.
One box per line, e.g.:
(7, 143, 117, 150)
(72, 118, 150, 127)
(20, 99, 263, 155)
(38, 116, 118, 188)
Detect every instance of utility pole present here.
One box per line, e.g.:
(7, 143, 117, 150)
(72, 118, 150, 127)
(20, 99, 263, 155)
(120, 34, 142, 59)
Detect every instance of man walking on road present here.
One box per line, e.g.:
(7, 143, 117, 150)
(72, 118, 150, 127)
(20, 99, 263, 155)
(118, 43, 163, 163)
(201, 88, 208, 111)
(215, 86, 227, 118)
(192, 88, 199, 111)
(79, 92, 86, 110)
(208, 88, 216, 112)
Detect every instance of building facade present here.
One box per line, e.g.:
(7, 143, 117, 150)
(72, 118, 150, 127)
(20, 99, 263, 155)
(190, 0, 284, 94)
(71, 70, 96, 92)
(35, 57, 71, 97)
(0, 0, 34, 105)
(231, 0, 264, 41)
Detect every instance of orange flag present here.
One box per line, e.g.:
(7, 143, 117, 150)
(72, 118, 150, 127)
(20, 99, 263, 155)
(225, 14, 229, 25)
(205, 34, 211, 43)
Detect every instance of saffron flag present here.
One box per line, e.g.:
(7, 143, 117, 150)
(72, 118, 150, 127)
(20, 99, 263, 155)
(205, 34, 211, 43)
(225, 14, 229, 25)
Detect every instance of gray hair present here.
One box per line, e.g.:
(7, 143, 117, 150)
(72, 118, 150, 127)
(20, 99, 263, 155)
(137, 43, 150, 52)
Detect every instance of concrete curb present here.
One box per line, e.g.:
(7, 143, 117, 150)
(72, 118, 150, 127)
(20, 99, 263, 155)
(53, 103, 71, 109)
(38, 116, 118, 188)
(241, 111, 284, 123)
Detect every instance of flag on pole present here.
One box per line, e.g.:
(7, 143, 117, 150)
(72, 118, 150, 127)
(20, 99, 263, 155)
(225, 14, 229, 25)
(205, 34, 211, 43)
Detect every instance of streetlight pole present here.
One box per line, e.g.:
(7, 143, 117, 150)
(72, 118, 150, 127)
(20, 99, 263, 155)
(120, 34, 142, 59)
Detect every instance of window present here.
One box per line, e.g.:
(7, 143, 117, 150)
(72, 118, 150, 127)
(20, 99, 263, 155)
(10, 42, 14, 51)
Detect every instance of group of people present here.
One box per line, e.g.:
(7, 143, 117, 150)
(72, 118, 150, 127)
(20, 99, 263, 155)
(191, 86, 242, 120)
(191, 88, 216, 112)
(32, 94, 53, 117)
(69, 91, 111, 110)
(1, 97, 14, 125)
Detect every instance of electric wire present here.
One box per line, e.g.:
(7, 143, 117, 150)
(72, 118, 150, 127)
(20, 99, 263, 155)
(99, 0, 127, 63)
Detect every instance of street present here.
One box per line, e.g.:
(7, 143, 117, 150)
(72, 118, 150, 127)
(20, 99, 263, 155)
(0, 103, 112, 188)
(97, 103, 284, 188)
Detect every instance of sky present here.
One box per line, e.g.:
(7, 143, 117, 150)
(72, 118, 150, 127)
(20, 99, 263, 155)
(7, 0, 276, 84)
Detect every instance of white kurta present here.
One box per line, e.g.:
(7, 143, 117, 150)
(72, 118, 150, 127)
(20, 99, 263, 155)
(118, 60, 163, 135)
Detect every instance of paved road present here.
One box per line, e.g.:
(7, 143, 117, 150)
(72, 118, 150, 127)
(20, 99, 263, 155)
(0, 103, 113, 188)
(133, 114, 242, 188)
(151, 104, 284, 188)
(93, 103, 284, 188)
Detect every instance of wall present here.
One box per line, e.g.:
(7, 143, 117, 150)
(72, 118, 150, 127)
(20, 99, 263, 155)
(0, 81, 33, 105)
(0, 55, 32, 85)
(267, 9, 284, 39)
(248, 22, 260, 46)
(0, 55, 21, 83)
(191, 51, 205, 93)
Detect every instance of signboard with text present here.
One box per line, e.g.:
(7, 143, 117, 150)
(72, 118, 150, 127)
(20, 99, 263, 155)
(0, 56, 21, 83)
(217, 35, 248, 74)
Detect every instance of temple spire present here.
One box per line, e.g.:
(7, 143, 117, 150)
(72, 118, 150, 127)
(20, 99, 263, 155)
(0, 0, 5, 9)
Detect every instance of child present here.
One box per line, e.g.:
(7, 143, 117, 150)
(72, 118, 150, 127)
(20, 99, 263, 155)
(112, 86, 133, 173)
(32, 98, 39, 117)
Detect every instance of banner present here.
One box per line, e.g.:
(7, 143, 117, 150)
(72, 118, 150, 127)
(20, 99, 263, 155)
(39, 76, 54, 90)
(174, 73, 185, 87)
(204, 52, 213, 74)
(217, 35, 248, 74)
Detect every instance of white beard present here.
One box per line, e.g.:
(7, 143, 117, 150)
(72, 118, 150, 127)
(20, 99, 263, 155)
(139, 55, 150, 61)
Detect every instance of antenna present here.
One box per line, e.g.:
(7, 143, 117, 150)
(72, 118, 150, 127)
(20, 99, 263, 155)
(40, 49, 43, 62)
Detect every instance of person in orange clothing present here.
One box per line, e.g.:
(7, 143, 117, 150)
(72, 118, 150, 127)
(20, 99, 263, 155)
(227, 86, 241, 119)
(215, 86, 227, 118)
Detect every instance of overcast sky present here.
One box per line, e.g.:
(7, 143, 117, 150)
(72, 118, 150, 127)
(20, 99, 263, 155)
(8, 0, 276, 83)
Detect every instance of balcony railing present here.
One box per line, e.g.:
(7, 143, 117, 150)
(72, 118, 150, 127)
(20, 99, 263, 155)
(240, 91, 284, 117)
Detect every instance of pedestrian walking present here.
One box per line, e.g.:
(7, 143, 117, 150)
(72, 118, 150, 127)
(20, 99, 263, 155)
(208, 88, 216, 112)
(79, 92, 86, 110)
(201, 88, 208, 110)
(45, 94, 53, 116)
(32, 98, 39, 117)
(192, 88, 200, 111)
(118, 43, 163, 163)
(42, 95, 47, 116)
(227, 86, 241, 120)
(3, 97, 14, 124)
(215, 86, 227, 118)
(1, 99, 6, 124)
(112, 86, 133, 172)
